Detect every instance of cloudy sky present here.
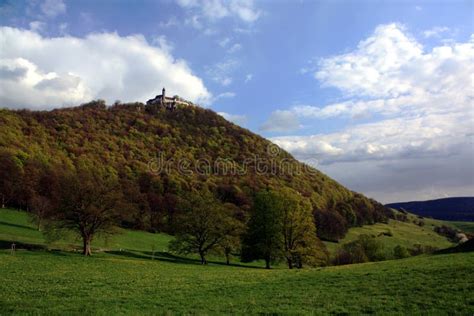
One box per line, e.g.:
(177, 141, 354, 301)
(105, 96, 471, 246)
(0, 0, 473, 203)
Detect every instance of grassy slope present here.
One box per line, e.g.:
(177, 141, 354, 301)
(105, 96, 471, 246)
(1, 209, 473, 314)
(3, 208, 472, 258)
(1, 249, 473, 314)
(324, 210, 474, 256)
(0, 209, 172, 253)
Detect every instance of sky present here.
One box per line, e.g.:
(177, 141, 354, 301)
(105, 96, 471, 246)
(0, 0, 473, 203)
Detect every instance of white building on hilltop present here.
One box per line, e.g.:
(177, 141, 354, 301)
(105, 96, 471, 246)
(146, 88, 191, 110)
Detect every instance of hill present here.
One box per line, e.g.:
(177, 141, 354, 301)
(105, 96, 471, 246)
(2, 208, 473, 313)
(0, 101, 389, 241)
(386, 197, 474, 222)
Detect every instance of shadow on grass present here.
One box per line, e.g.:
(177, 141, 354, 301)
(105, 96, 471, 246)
(106, 250, 264, 269)
(0, 220, 37, 231)
(0, 240, 46, 250)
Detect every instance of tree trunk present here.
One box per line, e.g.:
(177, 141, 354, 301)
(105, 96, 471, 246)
(199, 252, 207, 264)
(1, 195, 4, 209)
(37, 216, 42, 231)
(225, 252, 230, 265)
(83, 236, 92, 256)
(287, 258, 293, 269)
(265, 257, 271, 269)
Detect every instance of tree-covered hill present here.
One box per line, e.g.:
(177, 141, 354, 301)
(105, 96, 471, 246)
(0, 101, 390, 240)
(386, 197, 474, 222)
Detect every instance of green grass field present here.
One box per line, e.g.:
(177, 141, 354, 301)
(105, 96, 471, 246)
(1, 209, 473, 314)
(324, 210, 474, 256)
(1, 248, 473, 314)
(0, 209, 172, 253)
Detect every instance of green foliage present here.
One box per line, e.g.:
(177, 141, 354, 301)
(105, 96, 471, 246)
(45, 162, 123, 255)
(242, 189, 328, 268)
(279, 188, 328, 268)
(333, 234, 385, 265)
(0, 103, 388, 240)
(1, 208, 473, 313)
(169, 191, 243, 264)
(242, 190, 283, 268)
(393, 245, 410, 259)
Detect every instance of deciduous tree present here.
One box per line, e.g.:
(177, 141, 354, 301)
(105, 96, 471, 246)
(169, 191, 241, 264)
(241, 190, 283, 269)
(47, 163, 122, 256)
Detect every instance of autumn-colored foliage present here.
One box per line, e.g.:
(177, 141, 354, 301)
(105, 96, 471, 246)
(0, 101, 389, 241)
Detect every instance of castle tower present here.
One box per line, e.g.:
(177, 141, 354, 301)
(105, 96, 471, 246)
(161, 87, 166, 106)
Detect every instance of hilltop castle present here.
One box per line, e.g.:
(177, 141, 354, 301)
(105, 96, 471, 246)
(146, 88, 191, 110)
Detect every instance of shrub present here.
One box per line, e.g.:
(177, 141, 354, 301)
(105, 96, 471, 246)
(393, 245, 410, 259)
(434, 225, 458, 241)
(332, 234, 385, 265)
(410, 244, 438, 256)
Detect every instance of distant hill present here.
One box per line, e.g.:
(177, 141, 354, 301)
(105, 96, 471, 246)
(386, 197, 474, 222)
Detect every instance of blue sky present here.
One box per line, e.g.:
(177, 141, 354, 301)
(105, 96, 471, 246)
(1, 0, 473, 202)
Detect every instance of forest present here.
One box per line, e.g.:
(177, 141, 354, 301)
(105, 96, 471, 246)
(0, 100, 391, 264)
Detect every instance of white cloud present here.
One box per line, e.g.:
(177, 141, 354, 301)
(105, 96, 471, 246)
(300, 24, 473, 119)
(159, 16, 179, 28)
(40, 0, 66, 18)
(29, 21, 46, 33)
(218, 111, 247, 125)
(260, 110, 300, 132)
(0, 27, 211, 109)
(423, 26, 450, 38)
(271, 23, 474, 202)
(315, 23, 424, 98)
(211, 91, 236, 103)
(219, 37, 231, 47)
(177, 0, 261, 23)
(206, 59, 239, 87)
(216, 91, 236, 99)
(185, 15, 203, 29)
(58, 22, 68, 35)
(244, 73, 253, 83)
(227, 43, 242, 53)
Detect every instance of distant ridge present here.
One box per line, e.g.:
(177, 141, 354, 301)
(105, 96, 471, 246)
(386, 197, 474, 222)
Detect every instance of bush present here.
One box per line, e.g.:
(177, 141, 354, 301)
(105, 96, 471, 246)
(410, 244, 438, 256)
(333, 245, 367, 265)
(358, 234, 385, 261)
(393, 245, 410, 259)
(434, 225, 458, 241)
(332, 234, 385, 265)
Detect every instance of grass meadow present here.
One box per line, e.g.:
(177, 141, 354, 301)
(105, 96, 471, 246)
(1, 209, 473, 314)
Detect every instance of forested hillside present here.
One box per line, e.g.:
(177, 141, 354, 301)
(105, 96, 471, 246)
(0, 101, 390, 241)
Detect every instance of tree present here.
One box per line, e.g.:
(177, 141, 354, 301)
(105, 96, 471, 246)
(169, 191, 241, 264)
(29, 194, 52, 231)
(0, 151, 22, 208)
(279, 188, 323, 269)
(216, 203, 245, 265)
(47, 164, 122, 256)
(241, 190, 283, 269)
(242, 189, 328, 269)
